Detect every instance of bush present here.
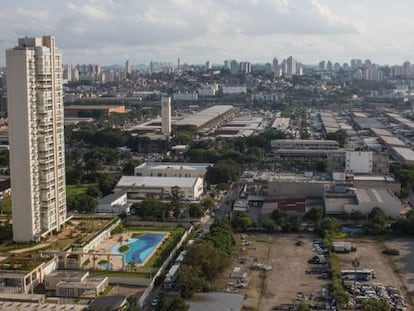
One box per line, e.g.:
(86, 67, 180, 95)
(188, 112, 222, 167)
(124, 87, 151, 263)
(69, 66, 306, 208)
(119, 245, 130, 253)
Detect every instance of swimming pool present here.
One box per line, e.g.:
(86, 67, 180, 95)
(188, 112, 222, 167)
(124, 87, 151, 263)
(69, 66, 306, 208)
(111, 233, 166, 264)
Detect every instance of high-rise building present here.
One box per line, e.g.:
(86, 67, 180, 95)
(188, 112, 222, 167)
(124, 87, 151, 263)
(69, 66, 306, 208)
(286, 56, 296, 77)
(125, 60, 131, 75)
(161, 96, 171, 136)
(6, 36, 66, 242)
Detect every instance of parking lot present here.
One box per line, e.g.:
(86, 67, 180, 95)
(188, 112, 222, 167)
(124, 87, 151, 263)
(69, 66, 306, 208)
(212, 233, 330, 310)
(336, 239, 411, 310)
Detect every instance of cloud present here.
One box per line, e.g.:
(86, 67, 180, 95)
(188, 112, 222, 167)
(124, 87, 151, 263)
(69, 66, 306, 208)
(0, 0, 412, 65)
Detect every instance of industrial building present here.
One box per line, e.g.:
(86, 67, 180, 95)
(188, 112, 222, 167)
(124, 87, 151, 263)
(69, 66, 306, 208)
(114, 176, 204, 200)
(271, 117, 290, 131)
(319, 112, 340, 135)
(6, 36, 67, 242)
(134, 162, 212, 178)
(216, 116, 264, 137)
(390, 146, 414, 165)
(271, 139, 339, 151)
(175, 105, 235, 132)
(325, 187, 401, 218)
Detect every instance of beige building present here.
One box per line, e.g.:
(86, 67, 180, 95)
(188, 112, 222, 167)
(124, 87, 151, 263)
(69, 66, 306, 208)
(134, 162, 212, 179)
(6, 36, 66, 242)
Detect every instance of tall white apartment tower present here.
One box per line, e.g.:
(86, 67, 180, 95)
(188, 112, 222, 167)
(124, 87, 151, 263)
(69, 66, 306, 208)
(6, 36, 66, 242)
(161, 96, 171, 136)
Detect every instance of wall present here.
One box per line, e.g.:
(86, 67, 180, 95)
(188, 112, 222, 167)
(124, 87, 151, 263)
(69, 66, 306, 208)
(137, 225, 193, 308)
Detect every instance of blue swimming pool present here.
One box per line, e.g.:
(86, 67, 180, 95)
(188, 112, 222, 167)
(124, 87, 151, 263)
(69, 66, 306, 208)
(111, 233, 166, 264)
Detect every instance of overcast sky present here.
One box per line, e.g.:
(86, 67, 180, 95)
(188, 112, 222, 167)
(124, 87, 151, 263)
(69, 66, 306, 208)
(1, 0, 413, 66)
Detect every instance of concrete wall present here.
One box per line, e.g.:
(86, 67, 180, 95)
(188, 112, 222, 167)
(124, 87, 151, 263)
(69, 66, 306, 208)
(137, 225, 193, 308)
(268, 181, 329, 198)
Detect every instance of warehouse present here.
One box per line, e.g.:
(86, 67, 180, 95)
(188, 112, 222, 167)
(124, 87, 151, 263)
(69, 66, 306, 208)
(134, 162, 212, 178)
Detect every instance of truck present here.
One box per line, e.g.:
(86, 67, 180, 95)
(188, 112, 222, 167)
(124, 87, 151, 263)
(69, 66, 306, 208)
(332, 241, 356, 253)
(164, 263, 181, 290)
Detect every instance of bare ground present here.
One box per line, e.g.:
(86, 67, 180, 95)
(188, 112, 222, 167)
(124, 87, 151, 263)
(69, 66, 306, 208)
(385, 239, 414, 302)
(212, 233, 328, 311)
(337, 239, 412, 310)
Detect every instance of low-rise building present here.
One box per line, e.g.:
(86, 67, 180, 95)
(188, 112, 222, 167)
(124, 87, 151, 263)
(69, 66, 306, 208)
(97, 192, 130, 214)
(391, 146, 414, 165)
(134, 162, 212, 179)
(115, 176, 204, 200)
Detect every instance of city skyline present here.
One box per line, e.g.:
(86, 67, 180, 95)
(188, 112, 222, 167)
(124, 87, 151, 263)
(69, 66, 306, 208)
(1, 0, 414, 66)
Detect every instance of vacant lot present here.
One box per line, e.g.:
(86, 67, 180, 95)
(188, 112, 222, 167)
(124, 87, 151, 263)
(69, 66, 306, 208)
(337, 239, 411, 310)
(213, 233, 328, 311)
(262, 234, 327, 311)
(385, 239, 414, 300)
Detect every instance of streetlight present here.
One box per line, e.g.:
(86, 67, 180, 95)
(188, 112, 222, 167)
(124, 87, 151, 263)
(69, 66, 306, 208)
(352, 257, 360, 310)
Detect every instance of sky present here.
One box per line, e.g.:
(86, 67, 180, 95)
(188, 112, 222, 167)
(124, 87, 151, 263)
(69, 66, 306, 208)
(1, 0, 414, 66)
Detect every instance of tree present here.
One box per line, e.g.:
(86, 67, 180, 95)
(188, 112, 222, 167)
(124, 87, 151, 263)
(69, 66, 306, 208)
(360, 299, 391, 311)
(350, 210, 365, 222)
(169, 186, 184, 221)
(368, 207, 387, 233)
(122, 159, 141, 175)
(130, 198, 167, 220)
(297, 301, 311, 311)
(304, 207, 323, 226)
(158, 297, 189, 311)
(205, 160, 243, 185)
(98, 174, 118, 196)
(326, 129, 347, 148)
(316, 160, 327, 172)
(271, 208, 287, 229)
(188, 204, 204, 218)
(231, 211, 253, 232)
(317, 218, 340, 236)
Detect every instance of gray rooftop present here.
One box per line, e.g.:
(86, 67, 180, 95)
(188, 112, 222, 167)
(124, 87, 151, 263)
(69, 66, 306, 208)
(355, 188, 400, 205)
(116, 176, 201, 188)
(392, 146, 414, 161)
(98, 192, 127, 205)
(175, 105, 234, 128)
(136, 162, 212, 171)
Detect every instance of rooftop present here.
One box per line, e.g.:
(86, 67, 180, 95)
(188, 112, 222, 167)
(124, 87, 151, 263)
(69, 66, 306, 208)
(136, 162, 212, 171)
(355, 188, 400, 205)
(116, 176, 201, 189)
(175, 105, 234, 128)
(392, 146, 414, 161)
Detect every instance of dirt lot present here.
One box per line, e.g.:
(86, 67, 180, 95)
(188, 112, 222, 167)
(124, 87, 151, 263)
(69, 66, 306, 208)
(337, 239, 411, 310)
(212, 233, 328, 311)
(385, 239, 414, 299)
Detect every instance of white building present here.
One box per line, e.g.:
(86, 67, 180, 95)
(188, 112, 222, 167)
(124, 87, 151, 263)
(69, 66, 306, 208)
(345, 151, 373, 174)
(115, 176, 204, 200)
(97, 192, 130, 214)
(173, 92, 198, 101)
(161, 96, 171, 136)
(6, 36, 66, 242)
(134, 162, 212, 178)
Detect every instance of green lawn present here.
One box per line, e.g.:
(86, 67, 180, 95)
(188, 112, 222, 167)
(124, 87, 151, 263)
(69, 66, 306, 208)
(66, 183, 98, 199)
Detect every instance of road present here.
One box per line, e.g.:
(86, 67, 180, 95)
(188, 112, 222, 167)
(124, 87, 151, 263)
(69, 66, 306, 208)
(214, 182, 240, 221)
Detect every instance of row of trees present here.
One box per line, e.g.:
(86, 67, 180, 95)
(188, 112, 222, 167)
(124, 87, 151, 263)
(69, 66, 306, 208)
(130, 190, 214, 221)
(179, 220, 234, 298)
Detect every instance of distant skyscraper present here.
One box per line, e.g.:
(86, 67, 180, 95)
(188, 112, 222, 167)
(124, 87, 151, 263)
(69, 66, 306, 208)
(6, 36, 66, 242)
(205, 60, 211, 70)
(125, 60, 131, 75)
(286, 56, 296, 77)
(161, 96, 171, 136)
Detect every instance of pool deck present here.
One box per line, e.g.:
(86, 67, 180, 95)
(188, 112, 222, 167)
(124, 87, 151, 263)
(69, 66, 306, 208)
(94, 231, 169, 270)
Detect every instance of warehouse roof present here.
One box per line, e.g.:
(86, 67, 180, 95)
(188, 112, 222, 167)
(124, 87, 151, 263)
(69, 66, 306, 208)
(392, 146, 414, 162)
(175, 105, 234, 128)
(355, 188, 400, 205)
